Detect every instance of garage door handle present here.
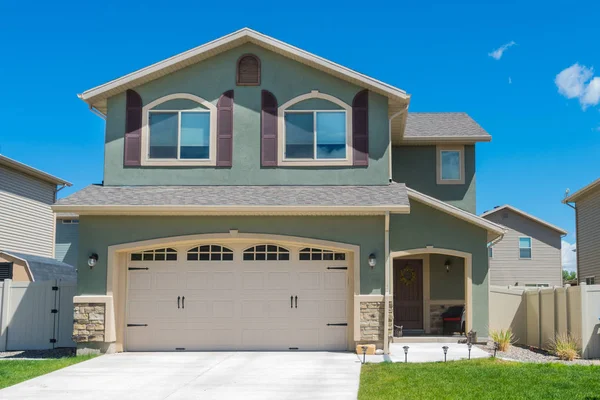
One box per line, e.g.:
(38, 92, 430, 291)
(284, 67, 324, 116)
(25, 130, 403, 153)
(177, 296, 180, 309)
(290, 296, 293, 309)
(295, 296, 298, 308)
(182, 296, 185, 309)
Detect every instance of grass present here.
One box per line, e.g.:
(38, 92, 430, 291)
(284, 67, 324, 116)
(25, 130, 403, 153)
(0, 355, 96, 389)
(359, 358, 600, 400)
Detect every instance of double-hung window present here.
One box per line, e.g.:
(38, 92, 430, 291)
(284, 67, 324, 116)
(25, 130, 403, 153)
(284, 111, 347, 160)
(437, 145, 465, 184)
(148, 110, 211, 160)
(519, 237, 532, 259)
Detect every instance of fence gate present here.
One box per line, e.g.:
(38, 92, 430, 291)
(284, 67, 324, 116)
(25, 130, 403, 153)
(0, 279, 76, 351)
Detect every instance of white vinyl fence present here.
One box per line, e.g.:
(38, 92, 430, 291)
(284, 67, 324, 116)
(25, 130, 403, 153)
(0, 279, 75, 351)
(489, 283, 600, 359)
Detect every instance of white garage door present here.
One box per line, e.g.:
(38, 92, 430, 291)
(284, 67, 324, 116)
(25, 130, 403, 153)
(126, 244, 349, 351)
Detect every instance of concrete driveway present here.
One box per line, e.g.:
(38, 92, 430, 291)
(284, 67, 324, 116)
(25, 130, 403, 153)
(0, 352, 361, 400)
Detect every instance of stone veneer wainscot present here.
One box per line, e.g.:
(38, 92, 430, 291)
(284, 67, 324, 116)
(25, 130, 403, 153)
(73, 303, 105, 342)
(359, 301, 393, 347)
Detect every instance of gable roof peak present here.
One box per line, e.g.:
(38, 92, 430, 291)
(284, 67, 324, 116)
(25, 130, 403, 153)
(480, 204, 567, 235)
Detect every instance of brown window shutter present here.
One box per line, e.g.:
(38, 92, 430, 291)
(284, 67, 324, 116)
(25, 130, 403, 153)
(261, 90, 278, 167)
(217, 90, 234, 167)
(352, 89, 369, 166)
(124, 89, 143, 167)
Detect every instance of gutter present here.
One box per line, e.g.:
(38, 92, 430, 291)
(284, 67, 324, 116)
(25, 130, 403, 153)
(89, 105, 107, 119)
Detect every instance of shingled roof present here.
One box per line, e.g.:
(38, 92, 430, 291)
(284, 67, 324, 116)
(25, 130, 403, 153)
(53, 183, 410, 215)
(401, 113, 491, 143)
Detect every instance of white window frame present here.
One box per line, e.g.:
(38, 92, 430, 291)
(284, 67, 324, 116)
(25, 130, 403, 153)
(488, 246, 493, 258)
(585, 276, 595, 285)
(436, 145, 465, 185)
(140, 93, 217, 166)
(277, 91, 353, 166)
(518, 236, 532, 260)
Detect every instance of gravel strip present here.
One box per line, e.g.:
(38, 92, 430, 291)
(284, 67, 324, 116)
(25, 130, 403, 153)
(476, 341, 600, 365)
(0, 348, 75, 360)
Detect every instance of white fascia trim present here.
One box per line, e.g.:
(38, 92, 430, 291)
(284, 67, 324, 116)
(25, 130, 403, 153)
(0, 155, 72, 186)
(563, 178, 600, 203)
(407, 188, 506, 241)
(78, 28, 410, 103)
(480, 204, 567, 235)
(51, 204, 411, 215)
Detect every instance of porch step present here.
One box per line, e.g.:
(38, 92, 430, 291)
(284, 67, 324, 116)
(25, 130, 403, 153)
(392, 336, 464, 344)
(399, 329, 425, 336)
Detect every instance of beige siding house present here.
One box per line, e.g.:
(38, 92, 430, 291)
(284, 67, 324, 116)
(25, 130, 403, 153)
(481, 205, 566, 287)
(0, 155, 71, 258)
(564, 178, 600, 285)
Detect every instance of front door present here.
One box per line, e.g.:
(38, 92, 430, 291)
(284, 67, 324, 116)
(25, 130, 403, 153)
(393, 259, 423, 330)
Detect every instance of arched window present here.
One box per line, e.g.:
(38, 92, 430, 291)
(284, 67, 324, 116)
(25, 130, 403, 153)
(299, 248, 346, 261)
(187, 245, 234, 261)
(243, 245, 289, 261)
(237, 54, 261, 86)
(130, 248, 177, 261)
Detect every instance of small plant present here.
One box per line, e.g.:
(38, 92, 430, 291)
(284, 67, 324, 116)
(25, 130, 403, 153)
(490, 328, 515, 352)
(550, 333, 580, 361)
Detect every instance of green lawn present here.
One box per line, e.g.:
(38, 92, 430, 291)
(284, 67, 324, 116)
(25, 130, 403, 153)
(359, 358, 600, 400)
(0, 355, 96, 389)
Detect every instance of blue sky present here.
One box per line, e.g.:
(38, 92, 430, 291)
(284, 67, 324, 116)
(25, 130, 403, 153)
(1, 0, 598, 269)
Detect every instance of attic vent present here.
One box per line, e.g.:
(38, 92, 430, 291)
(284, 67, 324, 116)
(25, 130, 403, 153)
(502, 212, 509, 219)
(237, 54, 261, 86)
(0, 262, 13, 281)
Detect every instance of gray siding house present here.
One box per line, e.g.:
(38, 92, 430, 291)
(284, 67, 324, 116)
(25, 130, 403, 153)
(0, 155, 71, 258)
(481, 205, 566, 287)
(564, 178, 600, 285)
(55, 213, 79, 267)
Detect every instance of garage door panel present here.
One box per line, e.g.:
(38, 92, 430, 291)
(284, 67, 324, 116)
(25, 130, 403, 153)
(213, 272, 235, 289)
(323, 327, 347, 351)
(324, 271, 347, 290)
(184, 272, 210, 290)
(297, 272, 320, 290)
(129, 272, 152, 290)
(154, 272, 179, 290)
(212, 301, 235, 317)
(295, 300, 320, 318)
(242, 272, 264, 290)
(268, 299, 292, 317)
(184, 300, 212, 317)
(267, 272, 291, 289)
(241, 301, 266, 318)
(323, 300, 347, 319)
(128, 301, 155, 319)
(293, 328, 320, 350)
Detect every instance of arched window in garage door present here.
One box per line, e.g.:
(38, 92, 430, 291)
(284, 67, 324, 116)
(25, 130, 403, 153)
(299, 248, 346, 261)
(187, 245, 234, 261)
(130, 248, 178, 261)
(243, 245, 290, 261)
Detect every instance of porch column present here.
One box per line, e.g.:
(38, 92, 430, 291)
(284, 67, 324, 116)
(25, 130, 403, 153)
(383, 212, 391, 354)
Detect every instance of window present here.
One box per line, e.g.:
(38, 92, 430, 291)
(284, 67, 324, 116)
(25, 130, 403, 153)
(237, 54, 260, 86)
(299, 248, 346, 261)
(284, 111, 347, 160)
(525, 283, 549, 288)
(149, 110, 210, 160)
(243, 245, 290, 261)
(585, 277, 595, 285)
(519, 237, 532, 259)
(187, 245, 233, 261)
(488, 246, 493, 258)
(130, 248, 177, 261)
(436, 145, 465, 184)
(61, 219, 79, 224)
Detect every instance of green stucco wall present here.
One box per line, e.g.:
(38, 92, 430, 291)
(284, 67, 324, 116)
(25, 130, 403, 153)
(77, 215, 385, 295)
(429, 254, 465, 300)
(104, 43, 390, 186)
(392, 145, 476, 213)
(390, 200, 489, 335)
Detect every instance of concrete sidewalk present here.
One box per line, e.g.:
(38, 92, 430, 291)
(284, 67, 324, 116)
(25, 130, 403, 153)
(359, 343, 490, 363)
(0, 352, 361, 400)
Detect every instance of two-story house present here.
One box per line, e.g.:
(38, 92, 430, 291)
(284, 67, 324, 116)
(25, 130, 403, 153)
(563, 178, 600, 285)
(53, 29, 505, 354)
(481, 205, 566, 287)
(0, 155, 76, 282)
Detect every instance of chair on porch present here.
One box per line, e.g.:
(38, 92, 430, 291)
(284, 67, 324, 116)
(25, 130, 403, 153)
(441, 305, 465, 336)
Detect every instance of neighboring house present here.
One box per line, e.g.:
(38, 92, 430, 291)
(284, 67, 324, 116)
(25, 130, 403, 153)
(563, 178, 600, 285)
(481, 205, 566, 287)
(0, 155, 75, 282)
(55, 213, 80, 267)
(53, 28, 505, 354)
(0, 250, 76, 282)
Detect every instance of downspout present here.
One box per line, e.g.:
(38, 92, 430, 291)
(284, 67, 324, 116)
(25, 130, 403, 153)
(388, 105, 409, 183)
(383, 211, 391, 354)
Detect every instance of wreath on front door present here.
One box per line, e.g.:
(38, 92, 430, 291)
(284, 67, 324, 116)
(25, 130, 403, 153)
(399, 266, 417, 286)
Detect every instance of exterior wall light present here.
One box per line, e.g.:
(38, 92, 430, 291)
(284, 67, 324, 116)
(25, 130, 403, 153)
(368, 253, 377, 269)
(88, 253, 99, 269)
(445, 259, 452, 273)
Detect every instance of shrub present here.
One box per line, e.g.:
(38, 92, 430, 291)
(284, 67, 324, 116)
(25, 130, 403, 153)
(550, 333, 580, 361)
(490, 328, 515, 352)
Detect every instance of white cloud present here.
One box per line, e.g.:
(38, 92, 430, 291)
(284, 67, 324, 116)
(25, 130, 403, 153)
(562, 240, 577, 272)
(488, 41, 516, 60)
(508, 77, 512, 84)
(555, 63, 600, 109)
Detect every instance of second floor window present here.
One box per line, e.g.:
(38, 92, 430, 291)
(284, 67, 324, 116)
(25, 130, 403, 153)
(284, 111, 347, 160)
(437, 145, 465, 185)
(149, 111, 210, 160)
(519, 237, 532, 259)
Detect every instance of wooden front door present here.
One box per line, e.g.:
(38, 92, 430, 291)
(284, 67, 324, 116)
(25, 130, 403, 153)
(393, 259, 423, 330)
